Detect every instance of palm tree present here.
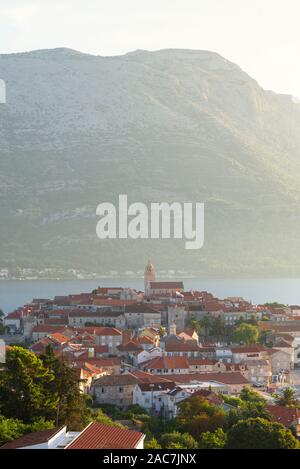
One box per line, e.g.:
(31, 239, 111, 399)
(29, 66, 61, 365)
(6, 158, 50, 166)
(275, 387, 300, 407)
(159, 326, 166, 338)
(200, 315, 212, 340)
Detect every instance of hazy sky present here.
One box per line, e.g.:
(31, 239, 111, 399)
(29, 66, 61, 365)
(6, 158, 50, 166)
(1, 0, 300, 96)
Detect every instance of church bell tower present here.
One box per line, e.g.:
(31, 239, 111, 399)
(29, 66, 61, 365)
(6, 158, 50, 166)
(144, 259, 156, 296)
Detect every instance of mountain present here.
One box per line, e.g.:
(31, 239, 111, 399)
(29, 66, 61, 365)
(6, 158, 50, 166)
(0, 47, 300, 277)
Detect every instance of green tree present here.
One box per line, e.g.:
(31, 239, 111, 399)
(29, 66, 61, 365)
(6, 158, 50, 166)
(232, 322, 259, 344)
(0, 415, 54, 446)
(226, 402, 272, 428)
(141, 416, 178, 440)
(275, 387, 300, 407)
(177, 395, 226, 440)
(161, 431, 198, 449)
(210, 317, 226, 341)
(0, 416, 26, 446)
(200, 315, 212, 340)
(220, 394, 243, 407)
(198, 428, 227, 449)
(0, 346, 57, 423)
(84, 408, 126, 428)
(226, 417, 300, 449)
(25, 417, 54, 433)
(144, 437, 162, 449)
(239, 387, 266, 405)
(40, 345, 86, 430)
(186, 317, 201, 335)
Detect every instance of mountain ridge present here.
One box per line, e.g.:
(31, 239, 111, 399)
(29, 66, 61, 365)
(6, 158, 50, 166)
(0, 48, 300, 275)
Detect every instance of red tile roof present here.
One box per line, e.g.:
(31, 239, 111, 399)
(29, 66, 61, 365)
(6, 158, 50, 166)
(128, 369, 172, 384)
(166, 372, 250, 385)
(165, 340, 202, 352)
(118, 341, 143, 352)
(231, 345, 267, 354)
(0, 427, 63, 449)
(141, 356, 189, 370)
(44, 318, 68, 325)
(266, 405, 300, 427)
(5, 310, 23, 319)
(49, 332, 71, 344)
(32, 325, 67, 333)
(66, 422, 144, 449)
(149, 281, 184, 289)
(94, 327, 122, 336)
(188, 358, 216, 366)
(93, 373, 138, 387)
(74, 357, 121, 368)
(125, 304, 162, 314)
(136, 335, 155, 345)
(93, 299, 135, 306)
(138, 381, 176, 392)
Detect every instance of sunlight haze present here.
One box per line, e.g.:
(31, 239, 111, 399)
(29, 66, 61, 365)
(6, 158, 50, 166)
(0, 0, 300, 97)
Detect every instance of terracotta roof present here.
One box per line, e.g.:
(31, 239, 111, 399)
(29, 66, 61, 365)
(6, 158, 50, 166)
(124, 304, 161, 314)
(138, 381, 176, 392)
(266, 348, 290, 356)
(93, 299, 135, 306)
(53, 296, 71, 305)
(93, 373, 138, 387)
(136, 335, 155, 345)
(65, 422, 144, 449)
(166, 372, 250, 385)
(165, 341, 202, 352)
(94, 327, 122, 336)
(118, 341, 143, 352)
(32, 325, 67, 333)
(74, 357, 121, 368)
(188, 358, 216, 366)
(141, 356, 189, 370)
(122, 330, 133, 344)
(0, 427, 63, 449)
(273, 339, 293, 348)
(130, 369, 173, 384)
(49, 332, 71, 344)
(44, 318, 68, 325)
(5, 310, 22, 319)
(231, 345, 267, 354)
(266, 405, 300, 427)
(259, 323, 300, 333)
(30, 337, 55, 352)
(149, 281, 184, 289)
(68, 310, 123, 318)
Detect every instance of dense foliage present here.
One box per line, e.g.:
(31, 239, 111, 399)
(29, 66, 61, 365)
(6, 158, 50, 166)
(0, 346, 299, 449)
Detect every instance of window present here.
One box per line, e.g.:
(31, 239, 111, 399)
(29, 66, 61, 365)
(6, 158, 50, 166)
(101, 388, 105, 393)
(119, 387, 123, 393)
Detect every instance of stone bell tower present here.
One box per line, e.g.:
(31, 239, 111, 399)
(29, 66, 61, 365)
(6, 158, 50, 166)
(144, 259, 156, 296)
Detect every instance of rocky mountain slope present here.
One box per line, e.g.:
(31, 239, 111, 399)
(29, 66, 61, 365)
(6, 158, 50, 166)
(0, 48, 300, 275)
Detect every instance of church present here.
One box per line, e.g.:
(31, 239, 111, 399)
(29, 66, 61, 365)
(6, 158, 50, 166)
(144, 259, 184, 297)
